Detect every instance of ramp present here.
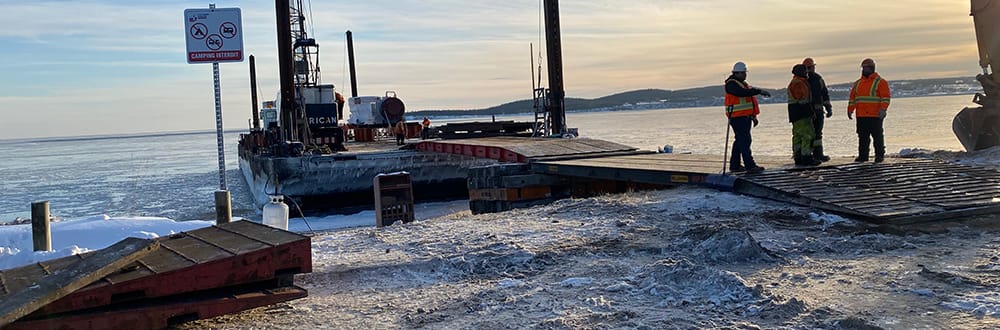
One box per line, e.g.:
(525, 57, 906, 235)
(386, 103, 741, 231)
(0, 238, 159, 327)
(2, 221, 311, 327)
(737, 158, 1000, 224)
(531, 153, 1000, 223)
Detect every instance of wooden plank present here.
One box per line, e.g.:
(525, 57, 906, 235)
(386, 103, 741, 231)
(0, 237, 159, 327)
(8, 286, 308, 330)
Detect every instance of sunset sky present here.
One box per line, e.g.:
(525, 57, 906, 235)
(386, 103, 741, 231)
(0, 0, 980, 139)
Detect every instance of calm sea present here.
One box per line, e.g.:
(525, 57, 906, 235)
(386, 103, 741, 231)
(0, 94, 977, 223)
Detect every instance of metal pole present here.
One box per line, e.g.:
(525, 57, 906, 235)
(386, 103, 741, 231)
(346, 30, 359, 98)
(31, 201, 51, 252)
(250, 54, 260, 130)
(543, 0, 566, 136)
(276, 0, 296, 142)
(213, 62, 227, 190)
(723, 109, 732, 175)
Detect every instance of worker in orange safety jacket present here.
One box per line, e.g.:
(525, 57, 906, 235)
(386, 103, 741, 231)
(788, 64, 821, 166)
(421, 117, 431, 139)
(847, 58, 891, 163)
(725, 61, 771, 173)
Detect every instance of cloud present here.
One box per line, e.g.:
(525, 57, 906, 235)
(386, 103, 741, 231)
(0, 0, 984, 139)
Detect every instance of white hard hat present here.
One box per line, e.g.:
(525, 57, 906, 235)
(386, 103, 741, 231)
(732, 61, 748, 72)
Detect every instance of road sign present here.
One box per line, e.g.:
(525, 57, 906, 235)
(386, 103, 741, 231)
(184, 7, 244, 64)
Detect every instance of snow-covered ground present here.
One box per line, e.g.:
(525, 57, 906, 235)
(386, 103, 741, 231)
(2, 148, 999, 329)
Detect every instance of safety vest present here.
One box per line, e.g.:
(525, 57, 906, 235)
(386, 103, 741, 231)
(848, 73, 891, 118)
(724, 79, 760, 118)
(787, 76, 811, 105)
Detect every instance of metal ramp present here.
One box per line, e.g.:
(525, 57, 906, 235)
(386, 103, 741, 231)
(531, 153, 1000, 224)
(737, 158, 1000, 224)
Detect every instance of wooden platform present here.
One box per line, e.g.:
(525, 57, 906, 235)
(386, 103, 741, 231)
(0, 221, 311, 327)
(416, 137, 640, 163)
(530, 153, 1000, 224)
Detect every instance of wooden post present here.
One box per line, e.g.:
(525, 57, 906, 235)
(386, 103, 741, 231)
(215, 190, 232, 225)
(31, 201, 51, 252)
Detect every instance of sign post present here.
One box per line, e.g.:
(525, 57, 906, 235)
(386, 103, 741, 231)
(185, 4, 243, 224)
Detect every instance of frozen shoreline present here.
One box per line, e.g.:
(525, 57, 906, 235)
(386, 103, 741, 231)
(2, 148, 999, 328)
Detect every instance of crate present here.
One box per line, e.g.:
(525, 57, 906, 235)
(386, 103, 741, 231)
(374, 173, 415, 227)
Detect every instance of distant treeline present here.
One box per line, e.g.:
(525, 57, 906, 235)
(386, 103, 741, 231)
(408, 76, 980, 118)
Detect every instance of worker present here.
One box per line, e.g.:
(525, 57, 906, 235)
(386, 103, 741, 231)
(788, 64, 821, 166)
(802, 58, 833, 162)
(847, 58, 891, 163)
(724, 61, 771, 173)
(421, 117, 431, 139)
(393, 120, 406, 145)
(334, 91, 346, 121)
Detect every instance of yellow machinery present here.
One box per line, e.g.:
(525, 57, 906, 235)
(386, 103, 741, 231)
(956, 0, 1000, 151)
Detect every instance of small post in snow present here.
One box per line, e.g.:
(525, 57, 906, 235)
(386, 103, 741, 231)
(215, 190, 232, 225)
(31, 201, 52, 252)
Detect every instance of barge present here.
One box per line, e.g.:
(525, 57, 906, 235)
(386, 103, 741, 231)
(236, 0, 570, 213)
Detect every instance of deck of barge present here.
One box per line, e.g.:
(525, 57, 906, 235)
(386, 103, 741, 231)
(417, 137, 1000, 224)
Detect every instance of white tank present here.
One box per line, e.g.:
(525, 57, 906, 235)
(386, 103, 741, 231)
(262, 195, 289, 230)
(347, 96, 385, 126)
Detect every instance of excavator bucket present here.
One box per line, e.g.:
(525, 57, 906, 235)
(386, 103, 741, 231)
(954, 105, 1000, 151)
(956, 0, 1000, 151)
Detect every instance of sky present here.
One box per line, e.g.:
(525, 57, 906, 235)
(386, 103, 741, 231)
(0, 0, 981, 139)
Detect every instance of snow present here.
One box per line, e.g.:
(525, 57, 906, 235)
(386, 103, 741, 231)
(2, 150, 999, 328)
(0, 215, 213, 270)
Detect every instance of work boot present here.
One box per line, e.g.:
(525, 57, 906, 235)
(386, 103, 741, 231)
(729, 165, 746, 173)
(854, 156, 868, 162)
(874, 155, 885, 163)
(797, 156, 822, 166)
(813, 147, 830, 162)
(746, 165, 765, 174)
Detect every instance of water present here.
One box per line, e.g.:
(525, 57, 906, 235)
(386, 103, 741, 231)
(0, 94, 978, 223)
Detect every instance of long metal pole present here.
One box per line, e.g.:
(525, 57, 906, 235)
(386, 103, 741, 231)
(213, 62, 227, 190)
(249, 54, 260, 130)
(543, 0, 566, 136)
(346, 30, 359, 98)
(276, 0, 296, 142)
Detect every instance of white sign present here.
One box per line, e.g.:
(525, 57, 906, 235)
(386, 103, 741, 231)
(184, 7, 244, 64)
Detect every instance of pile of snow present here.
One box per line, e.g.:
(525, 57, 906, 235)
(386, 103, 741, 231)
(943, 292, 1000, 317)
(898, 146, 1000, 170)
(0, 215, 213, 270)
(0, 200, 471, 271)
(633, 258, 762, 307)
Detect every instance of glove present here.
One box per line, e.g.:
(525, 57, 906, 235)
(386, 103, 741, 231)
(878, 109, 887, 119)
(847, 111, 853, 120)
(825, 105, 833, 118)
(758, 90, 771, 97)
(751, 116, 759, 127)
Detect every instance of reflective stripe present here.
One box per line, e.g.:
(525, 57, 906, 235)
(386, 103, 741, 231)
(724, 79, 756, 117)
(854, 77, 884, 105)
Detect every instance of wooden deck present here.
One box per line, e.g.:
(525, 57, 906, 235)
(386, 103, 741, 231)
(1, 221, 312, 327)
(416, 137, 641, 163)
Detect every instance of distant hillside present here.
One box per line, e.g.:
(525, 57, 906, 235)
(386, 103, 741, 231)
(408, 77, 980, 118)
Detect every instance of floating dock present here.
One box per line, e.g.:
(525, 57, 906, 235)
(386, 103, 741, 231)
(418, 137, 1000, 224)
(0, 221, 311, 329)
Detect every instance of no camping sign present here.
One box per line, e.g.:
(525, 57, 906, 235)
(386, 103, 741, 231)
(184, 7, 244, 64)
